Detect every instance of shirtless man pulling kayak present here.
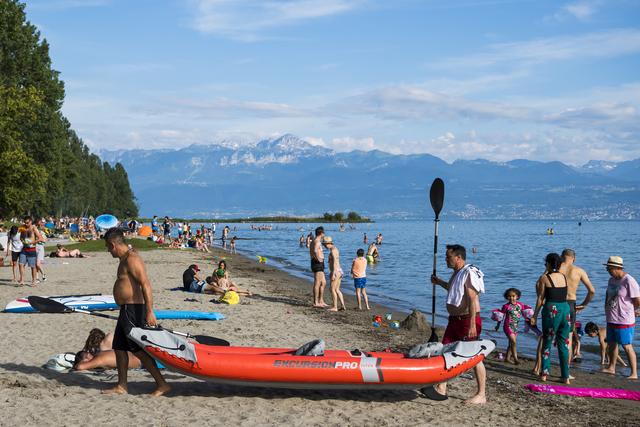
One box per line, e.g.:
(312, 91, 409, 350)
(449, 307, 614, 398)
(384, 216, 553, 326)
(102, 228, 169, 396)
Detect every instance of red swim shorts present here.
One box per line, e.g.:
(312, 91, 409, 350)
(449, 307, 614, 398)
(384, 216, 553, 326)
(442, 314, 482, 344)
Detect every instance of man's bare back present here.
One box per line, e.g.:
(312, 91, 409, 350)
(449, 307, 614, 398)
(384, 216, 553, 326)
(562, 264, 590, 300)
(559, 251, 595, 308)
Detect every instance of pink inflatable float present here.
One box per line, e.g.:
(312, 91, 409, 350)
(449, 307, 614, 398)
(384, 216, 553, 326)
(525, 384, 640, 401)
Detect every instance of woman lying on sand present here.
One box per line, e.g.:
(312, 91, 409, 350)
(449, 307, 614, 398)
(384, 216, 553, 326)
(50, 244, 90, 258)
(73, 328, 140, 371)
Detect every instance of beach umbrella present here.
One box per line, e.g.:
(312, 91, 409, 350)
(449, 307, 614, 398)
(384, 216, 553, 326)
(95, 214, 119, 230)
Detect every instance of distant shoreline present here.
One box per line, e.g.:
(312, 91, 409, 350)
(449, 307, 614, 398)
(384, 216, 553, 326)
(137, 216, 373, 223)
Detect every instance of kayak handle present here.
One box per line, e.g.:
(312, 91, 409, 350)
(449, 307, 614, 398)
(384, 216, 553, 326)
(141, 334, 187, 352)
(451, 345, 487, 359)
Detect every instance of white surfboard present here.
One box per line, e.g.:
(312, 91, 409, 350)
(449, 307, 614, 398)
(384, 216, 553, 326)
(4, 294, 118, 313)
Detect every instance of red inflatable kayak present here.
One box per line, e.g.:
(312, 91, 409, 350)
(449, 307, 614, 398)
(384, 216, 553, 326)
(128, 327, 494, 389)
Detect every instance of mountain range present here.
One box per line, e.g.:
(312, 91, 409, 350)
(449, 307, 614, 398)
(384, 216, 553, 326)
(100, 134, 640, 219)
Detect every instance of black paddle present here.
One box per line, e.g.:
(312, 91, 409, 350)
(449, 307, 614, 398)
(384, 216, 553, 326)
(420, 178, 447, 401)
(428, 178, 445, 343)
(27, 296, 230, 346)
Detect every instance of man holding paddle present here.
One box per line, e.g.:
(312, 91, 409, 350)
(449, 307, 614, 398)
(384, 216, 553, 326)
(430, 244, 487, 404)
(103, 228, 170, 396)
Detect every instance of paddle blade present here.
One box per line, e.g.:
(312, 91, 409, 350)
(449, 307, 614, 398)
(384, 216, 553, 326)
(27, 296, 72, 314)
(194, 335, 230, 346)
(429, 178, 445, 217)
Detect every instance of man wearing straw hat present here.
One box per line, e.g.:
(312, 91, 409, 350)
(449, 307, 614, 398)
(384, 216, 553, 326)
(601, 256, 640, 379)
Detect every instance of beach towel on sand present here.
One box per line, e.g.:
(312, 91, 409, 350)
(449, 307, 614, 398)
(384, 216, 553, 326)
(446, 264, 485, 308)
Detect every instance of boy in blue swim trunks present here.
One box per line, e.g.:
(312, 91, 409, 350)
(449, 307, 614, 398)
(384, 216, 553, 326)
(351, 249, 369, 310)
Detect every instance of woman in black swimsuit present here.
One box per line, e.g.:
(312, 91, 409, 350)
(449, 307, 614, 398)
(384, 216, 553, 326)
(531, 253, 571, 384)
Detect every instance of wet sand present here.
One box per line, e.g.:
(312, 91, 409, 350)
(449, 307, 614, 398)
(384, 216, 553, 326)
(0, 245, 638, 426)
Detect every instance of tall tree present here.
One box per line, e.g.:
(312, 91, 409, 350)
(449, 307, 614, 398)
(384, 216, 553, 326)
(0, 0, 138, 218)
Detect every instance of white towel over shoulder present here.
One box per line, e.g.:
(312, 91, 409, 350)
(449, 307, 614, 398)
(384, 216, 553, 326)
(446, 264, 485, 308)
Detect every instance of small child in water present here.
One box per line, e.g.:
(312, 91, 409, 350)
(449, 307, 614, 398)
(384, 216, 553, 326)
(584, 322, 628, 367)
(351, 248, 369, 310)
(494, 288, 532, 365)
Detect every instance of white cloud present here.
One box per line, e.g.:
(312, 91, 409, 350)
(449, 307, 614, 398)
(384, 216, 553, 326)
(565, 1, 599, 21)
(435, 28, 640, 69)
(548, 1, 601, 22)
(188, 0, 364, 40)
(336, 85, 533, 122)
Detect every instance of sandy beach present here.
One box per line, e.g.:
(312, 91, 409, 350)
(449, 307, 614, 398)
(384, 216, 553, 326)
(0, 245, 638, 426)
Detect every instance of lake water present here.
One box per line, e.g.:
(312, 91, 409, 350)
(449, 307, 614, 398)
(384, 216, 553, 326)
(193, 220, 639, 369)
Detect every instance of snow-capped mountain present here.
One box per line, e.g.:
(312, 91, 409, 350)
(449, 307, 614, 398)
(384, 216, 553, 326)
(101, 134, 640, 218)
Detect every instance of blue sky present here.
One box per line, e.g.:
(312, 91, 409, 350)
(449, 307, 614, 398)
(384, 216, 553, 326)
(25, 0, 640, 164)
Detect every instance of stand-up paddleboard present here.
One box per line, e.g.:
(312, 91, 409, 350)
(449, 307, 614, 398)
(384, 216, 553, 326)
(6, 295, 224, 320)
(5, 294, 118, 313)
(128, 327, 494, 390)
(155, 310, 224, 321)
(95, 214, 118, 230)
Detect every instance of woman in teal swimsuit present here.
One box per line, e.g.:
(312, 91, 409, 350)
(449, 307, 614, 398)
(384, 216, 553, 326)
(531, 253, 571, 384)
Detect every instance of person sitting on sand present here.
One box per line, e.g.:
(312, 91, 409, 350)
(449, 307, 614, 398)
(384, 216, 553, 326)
(183, 264, 206, 292)
(601, 256, 639, 379)
(52, 244, 89, 258)
(584, 322, 628, 367)
(210, 267, 252, 296)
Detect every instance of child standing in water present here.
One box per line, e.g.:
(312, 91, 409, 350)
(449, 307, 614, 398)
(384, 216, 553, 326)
(351, 248, 369, 310)
(494, 288, 532, 364)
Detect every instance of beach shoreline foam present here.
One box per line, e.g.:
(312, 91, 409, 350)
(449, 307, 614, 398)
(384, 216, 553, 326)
(0, 245, 638, 426)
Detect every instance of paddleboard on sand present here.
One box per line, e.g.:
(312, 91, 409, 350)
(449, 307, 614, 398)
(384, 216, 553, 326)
(95, 214, 118, 230)
(4, 294, 118, 313)
(154, 310, 224, 321)
(5, 295, 224, 320)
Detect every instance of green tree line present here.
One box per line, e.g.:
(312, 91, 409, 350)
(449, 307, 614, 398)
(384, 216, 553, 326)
(0, 0, 138, 218)
(322, 211, 366, 222)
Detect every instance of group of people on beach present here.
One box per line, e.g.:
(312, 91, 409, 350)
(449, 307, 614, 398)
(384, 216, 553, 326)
(142, 216, 238, 253)
(489, 249, 638, 383)
(308, 226, 382, 311)
(4, 216, 47, 286)
(425, 243, 639, 405)
(2, 216, 94, 286)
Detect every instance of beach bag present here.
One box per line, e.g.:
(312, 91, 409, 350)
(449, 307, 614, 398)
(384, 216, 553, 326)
(43, 353, 76, 371)
(219, 290, 239, 305)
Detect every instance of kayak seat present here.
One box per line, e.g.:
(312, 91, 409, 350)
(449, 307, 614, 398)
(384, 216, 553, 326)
(294, 339, 325, 356)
